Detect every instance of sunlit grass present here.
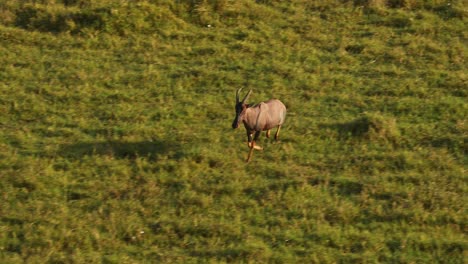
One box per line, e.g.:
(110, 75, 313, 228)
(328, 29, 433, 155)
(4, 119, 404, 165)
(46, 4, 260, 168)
(0, 0, 466, 263)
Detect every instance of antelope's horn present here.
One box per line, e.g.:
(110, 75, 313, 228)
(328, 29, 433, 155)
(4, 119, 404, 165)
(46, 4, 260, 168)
(236, 88, 243, 103)
(242, 89, 252, 103)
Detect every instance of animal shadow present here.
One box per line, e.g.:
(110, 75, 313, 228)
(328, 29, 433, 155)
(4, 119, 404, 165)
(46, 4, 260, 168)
(58, 140, 179, 160)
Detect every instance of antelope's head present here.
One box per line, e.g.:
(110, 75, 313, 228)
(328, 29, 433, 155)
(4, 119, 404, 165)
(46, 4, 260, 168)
(232, 88, 252, 129)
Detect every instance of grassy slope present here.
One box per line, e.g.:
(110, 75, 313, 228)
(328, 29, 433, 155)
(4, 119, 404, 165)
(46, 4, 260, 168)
(0, 0, 466, 263)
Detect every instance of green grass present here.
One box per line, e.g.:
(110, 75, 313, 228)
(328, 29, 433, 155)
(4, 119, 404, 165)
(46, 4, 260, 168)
(0, 0, 466, 263)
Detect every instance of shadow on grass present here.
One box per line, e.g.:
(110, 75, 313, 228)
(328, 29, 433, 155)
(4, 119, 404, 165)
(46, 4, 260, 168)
(319, 113, 399, 142)
(319, 118, 371, 139)
(189, 247, 253, 262)
(309, 177, 363, 196)
(58, 140, 181, 160)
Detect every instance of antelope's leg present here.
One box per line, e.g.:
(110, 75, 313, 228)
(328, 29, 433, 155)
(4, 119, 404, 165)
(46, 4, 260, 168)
(275, 125, 281, 140)
(266, 129, 271, 138)
(253, 131, 263, 150)
(246, 141, 255, 162)
(246, 131, 253, 148)
(246, 131, 262, 162)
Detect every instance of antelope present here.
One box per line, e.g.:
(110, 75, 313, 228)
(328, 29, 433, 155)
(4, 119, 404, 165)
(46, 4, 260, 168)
(232, 88, 287, 162)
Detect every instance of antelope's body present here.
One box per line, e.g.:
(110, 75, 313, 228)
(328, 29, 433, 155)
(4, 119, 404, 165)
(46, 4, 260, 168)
(240, 99, 286, 131)
(232, 89, 286, 162)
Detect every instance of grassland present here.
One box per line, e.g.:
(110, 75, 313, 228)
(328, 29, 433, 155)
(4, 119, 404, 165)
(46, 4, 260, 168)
(0, 0, 466, 263)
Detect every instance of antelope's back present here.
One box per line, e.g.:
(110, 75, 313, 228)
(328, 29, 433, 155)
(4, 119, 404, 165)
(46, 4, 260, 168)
(265, 99, 286, 126)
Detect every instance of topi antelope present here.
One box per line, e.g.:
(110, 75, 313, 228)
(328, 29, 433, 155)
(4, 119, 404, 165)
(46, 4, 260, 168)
(232, 88, 287, 162)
